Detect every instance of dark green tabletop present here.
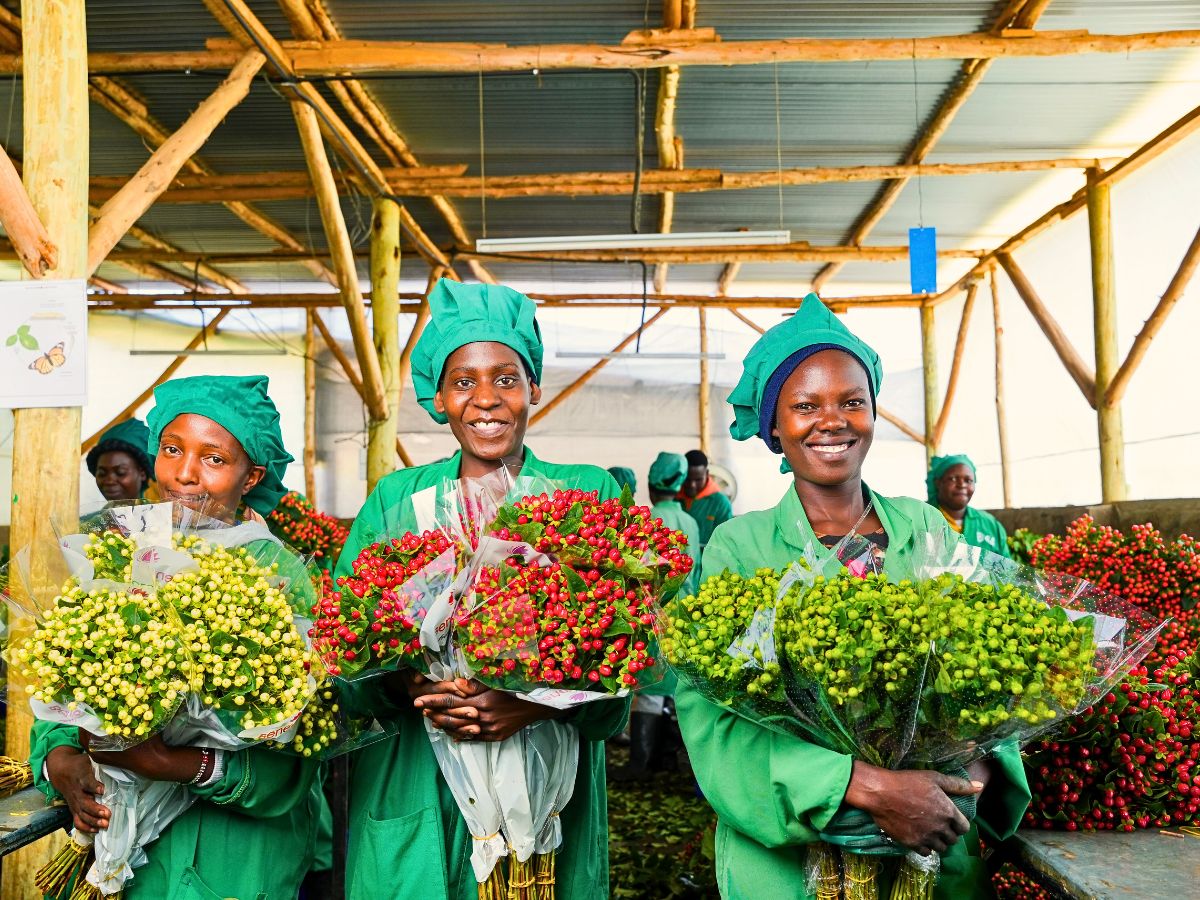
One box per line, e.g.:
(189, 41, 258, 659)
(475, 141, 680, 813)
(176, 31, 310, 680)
(0, 787, 70, 857)
(1012, 829, 1200, 899)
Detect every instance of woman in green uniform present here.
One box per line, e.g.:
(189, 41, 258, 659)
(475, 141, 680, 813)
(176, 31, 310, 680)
(607, 465, 637, 496)
(32, 375, 323, 900)
(927, 453, 1012, 558)
(336, 279, 628, 900)
(85, 418, 155, 502)
(674, 295, 1030, 900)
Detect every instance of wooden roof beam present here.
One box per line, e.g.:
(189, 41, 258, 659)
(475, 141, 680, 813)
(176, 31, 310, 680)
(811, 0, 1054, 294)
(0, 141, 56, 276)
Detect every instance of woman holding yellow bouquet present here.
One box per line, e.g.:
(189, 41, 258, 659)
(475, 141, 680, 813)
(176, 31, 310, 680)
(32, 375, 323, 900)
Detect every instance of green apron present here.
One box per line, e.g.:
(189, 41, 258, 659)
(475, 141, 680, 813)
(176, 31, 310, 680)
(960, 505, 1012, 558)
(675, 485, 1031, 900)
(335, 449, 630, 900)
(682, 488, 734, 551)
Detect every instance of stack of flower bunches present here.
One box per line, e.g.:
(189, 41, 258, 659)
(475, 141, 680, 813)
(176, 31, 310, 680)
(311, 530, 459, 678)
(267, 491, 350, 571)
(1022, 651, 1200, 833)
(1030, 516, 1200, 668)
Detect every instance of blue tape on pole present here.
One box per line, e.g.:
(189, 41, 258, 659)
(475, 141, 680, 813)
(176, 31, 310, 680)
(909, 226, 937, 294)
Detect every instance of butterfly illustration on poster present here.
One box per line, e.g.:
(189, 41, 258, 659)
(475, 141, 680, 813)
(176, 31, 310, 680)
(0, 279, 87, 409)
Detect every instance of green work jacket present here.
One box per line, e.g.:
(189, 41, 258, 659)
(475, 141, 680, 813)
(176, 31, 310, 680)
(31, 722, 322, 900)
(682, 488, 734, 551)
(675, 485, 1032, 900)
(334, 448, 631, 900)
(958, 505, 1012, 558)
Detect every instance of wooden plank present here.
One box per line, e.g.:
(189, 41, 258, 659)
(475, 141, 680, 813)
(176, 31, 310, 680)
(529, 309, 670, 427)
(933, 282, 978, 445)
(698, 306, 710, 455)
(80, 309, 233, 452)
(920, 304, 940, 462)
(367, 198, 401, 493)
(0, 143, 55, 276)
(1087, 170, 1126, 502)
(1011, 830, 1200, 900)
(997, 252, 1097, 407)
(86, 50, 265, 275)
(1106, 219, 1200, 408)
(990, 270, 1013, 508)
(0, 788, 70, 858)
(311, 309, 365, 399)
(304, 309, 316, 502)
(293, 100, 389, 422)
(4, 1, 86, 893)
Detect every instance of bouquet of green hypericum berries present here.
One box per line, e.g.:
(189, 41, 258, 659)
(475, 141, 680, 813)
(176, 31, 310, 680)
(662, 529, 1164, 900)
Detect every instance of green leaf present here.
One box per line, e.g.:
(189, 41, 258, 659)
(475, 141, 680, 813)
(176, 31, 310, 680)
(17, 324, 29, 335)
(4, 334, 15, 347)
(563, 565, 589, 595)
(19, 332, 38, 350)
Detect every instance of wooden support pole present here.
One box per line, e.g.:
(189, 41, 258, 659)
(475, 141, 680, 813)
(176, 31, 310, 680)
(311, 309, 365, 398)
(367, 198, 401, 494)
(997, 251, 1097, 406)
(5, 2, 86, 893)
(990, 269, 1013, 508)
(1086, 169, 1126, 502)
(293, 100, 389, 422)
(81, 309, 232, 452)
(920, 304, 939, 462)
(932, 281, 978, 445)
(0, 142, 56, 276)
(1106, 219, 1200, 408)
(304, 309, 317, 501)
(397, 267, 441, 402)
(698, 306, 711, 456)
(530, 308, 670, 427)
(86, 50, 264, 275)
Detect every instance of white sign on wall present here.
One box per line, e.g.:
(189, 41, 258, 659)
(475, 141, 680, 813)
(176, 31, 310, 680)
(0, 278, 87, 408)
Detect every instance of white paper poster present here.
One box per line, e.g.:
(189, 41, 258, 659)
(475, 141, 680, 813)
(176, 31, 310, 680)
(0, 278, 87, 408)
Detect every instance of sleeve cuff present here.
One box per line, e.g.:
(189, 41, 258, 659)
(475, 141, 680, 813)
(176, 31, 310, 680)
(977, 742, 1032, 841)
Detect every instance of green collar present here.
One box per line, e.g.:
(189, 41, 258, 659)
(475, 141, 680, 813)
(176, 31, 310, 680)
(438, 446, 544, 480)
(773, 483, 913, 560)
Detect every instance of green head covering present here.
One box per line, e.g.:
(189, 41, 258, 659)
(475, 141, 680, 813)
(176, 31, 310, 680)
(926, 454, 977, 505)
(648, 452, 688, 494)
(411, 278, 544, 424)
(146, 375, 293, 516)
(85, 418, 154, 479)
(607, 466, 637, 494)
(728, 293, 883, 447)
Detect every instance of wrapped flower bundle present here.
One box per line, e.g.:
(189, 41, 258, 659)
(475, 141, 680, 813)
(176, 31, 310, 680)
(266, 491, 350, 572)
(663, 533, 1162, 900)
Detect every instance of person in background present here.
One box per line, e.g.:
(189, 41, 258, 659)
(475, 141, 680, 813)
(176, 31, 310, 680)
(679, 448, 734, 552)
(607, 465, 638, 496)
(927, 454, 1012, 558)
(84, 418, 156, 502)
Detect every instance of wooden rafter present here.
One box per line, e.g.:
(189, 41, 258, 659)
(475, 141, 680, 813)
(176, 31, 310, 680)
(932, 282, 978, 445)
(811, 0, 1054, 294)
(86, 51, 265, 276)
(311, 309, 365, 397)
(989, 269, 1013, 507)
(275, 0, 494, 284)
(0, 142, 56, 276)
(82, 157, 1113, 204)
(651, 0, 690, 293)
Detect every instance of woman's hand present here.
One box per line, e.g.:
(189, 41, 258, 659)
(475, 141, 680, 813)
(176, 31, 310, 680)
(414, 680, 564, 742)
(82, 733, 204, 784)
(46, 746, 109, 833)
(843, 761, 981, 856)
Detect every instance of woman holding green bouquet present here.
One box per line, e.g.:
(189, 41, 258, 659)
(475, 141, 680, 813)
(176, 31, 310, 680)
(32, 374, 324, 899)
(335, 278, 629, 900)
(674, 294, 1031, 899)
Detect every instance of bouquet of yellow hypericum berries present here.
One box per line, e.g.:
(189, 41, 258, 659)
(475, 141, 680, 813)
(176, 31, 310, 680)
(6, 501, 333, 899)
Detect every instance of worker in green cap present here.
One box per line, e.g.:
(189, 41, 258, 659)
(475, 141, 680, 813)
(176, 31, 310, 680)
(84, 418, 156, 502)
(927, 454, 1011, 558)
(674, 294, 1030, 900)
(679, 448, 734, 551)
(335, 278, 628, 900)
(613, 452, 698, 782)
(32, 374, 324, 900)
(607, 465, 638, 496)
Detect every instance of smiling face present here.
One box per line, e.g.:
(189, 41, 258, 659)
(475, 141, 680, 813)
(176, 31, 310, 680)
(936, 463, 976, 514)
(434, 342, 542, 476)
(154, 413, 265, 521)
(773, 349, 874, 487)
(94, 450, 148, 501)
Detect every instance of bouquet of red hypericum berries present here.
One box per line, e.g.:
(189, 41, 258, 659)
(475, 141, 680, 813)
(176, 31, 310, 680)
(309, 471, 693, 900)
(266, 491, 350, 574)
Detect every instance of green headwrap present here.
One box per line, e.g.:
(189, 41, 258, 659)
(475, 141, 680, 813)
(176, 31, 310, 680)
(607, 466, 637, 494)
(648, 452, 688, 493)
(85, 418, 154, 479)
(728, 293, 883, 445)
(411, 278, 544, 424)
(926, 454, 977, 505)
(146, 375, 293, 516)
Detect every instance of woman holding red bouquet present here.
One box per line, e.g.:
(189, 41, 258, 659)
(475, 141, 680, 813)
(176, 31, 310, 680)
(336, 278, 628, 900)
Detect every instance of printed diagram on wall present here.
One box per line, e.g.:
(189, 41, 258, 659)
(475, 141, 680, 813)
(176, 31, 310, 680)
(0, 279, 87, 408)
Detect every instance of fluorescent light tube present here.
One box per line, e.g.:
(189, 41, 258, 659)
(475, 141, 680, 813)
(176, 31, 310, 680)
(476, 230, 790, 253)
(555, 351, 727, 360)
